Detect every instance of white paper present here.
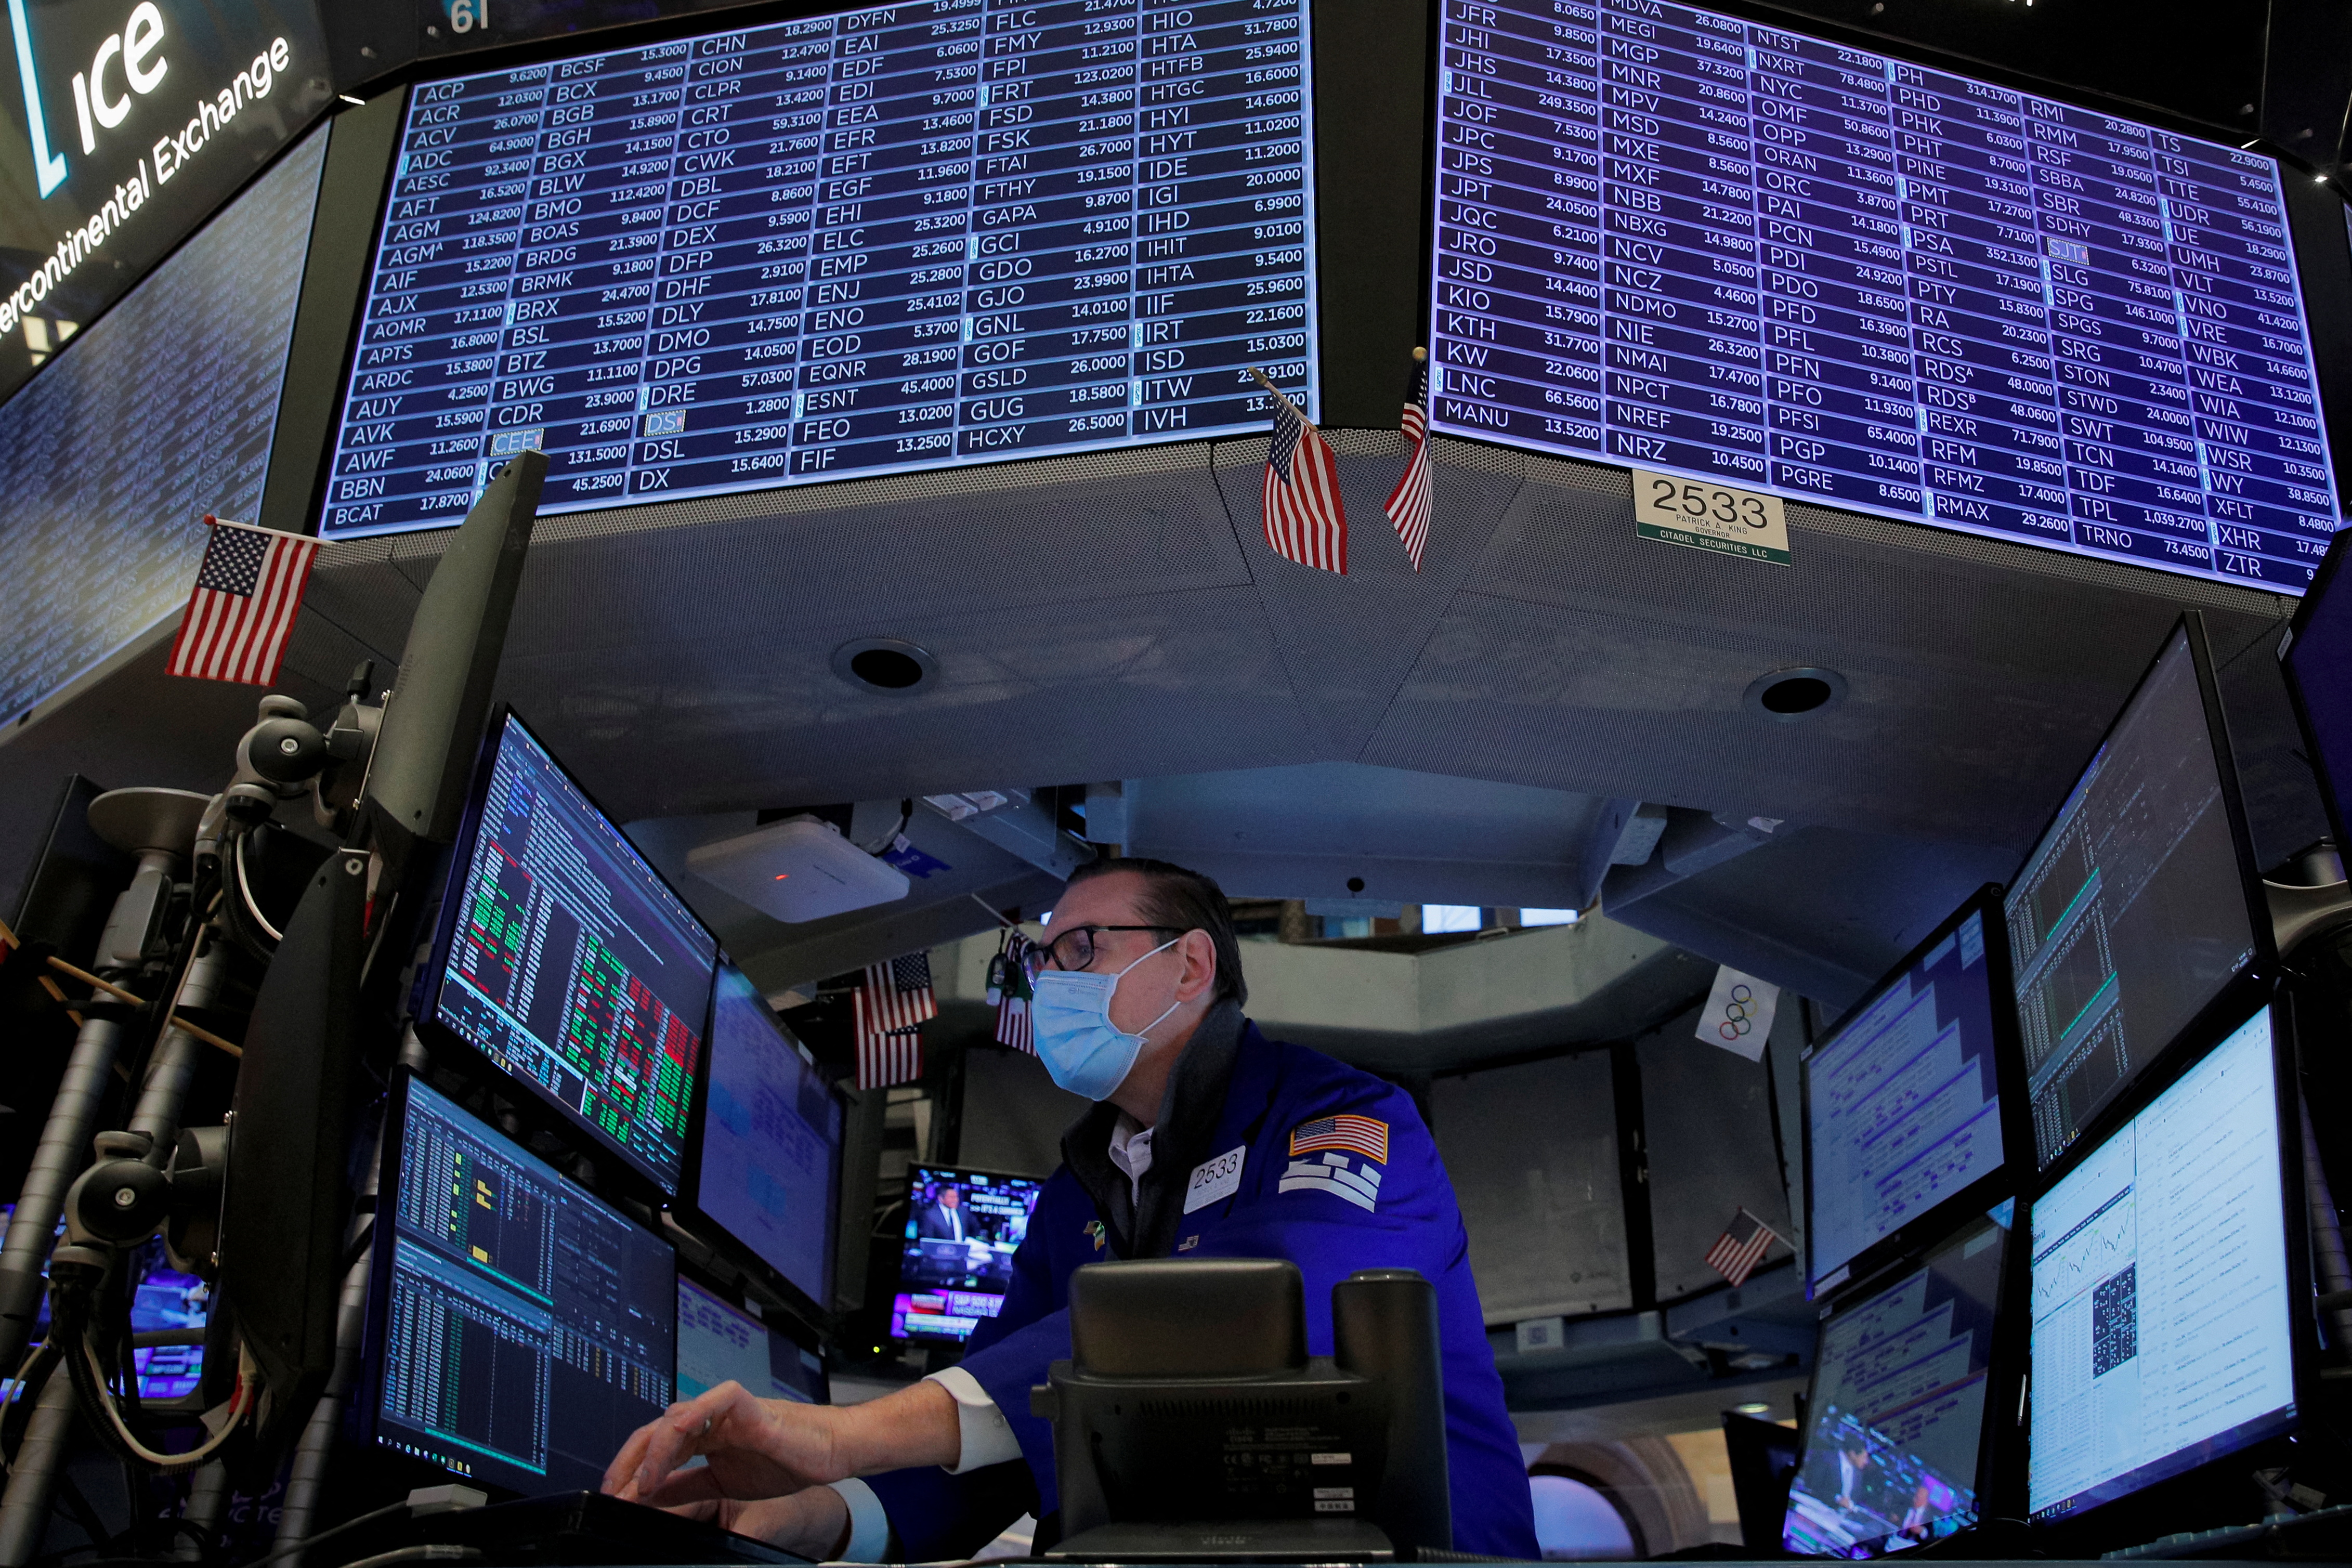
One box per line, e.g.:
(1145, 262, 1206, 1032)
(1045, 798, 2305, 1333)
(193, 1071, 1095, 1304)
(1697, 964, 1779, 1061)
(1184, 1145, 1247, 1213)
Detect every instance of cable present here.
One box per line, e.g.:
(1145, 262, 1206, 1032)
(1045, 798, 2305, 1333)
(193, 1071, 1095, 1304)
(60, 1299, 250, 1476)
(234, 831, 284, 944)
(336, 1549, 479, 1568)
(243, 1501, 408, 1568)
(2, 1342, 61, 1471)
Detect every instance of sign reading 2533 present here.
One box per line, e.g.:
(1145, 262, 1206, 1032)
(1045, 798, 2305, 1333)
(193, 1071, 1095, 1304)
(0, 0, 331, 401)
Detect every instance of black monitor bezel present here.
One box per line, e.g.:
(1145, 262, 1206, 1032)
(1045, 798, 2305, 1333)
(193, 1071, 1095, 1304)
(2279, 528, 2352, 855)
(2005, 611, 2277, 1184)
(2021, 989, 2311, 1531)
(356, 1066, 681, 1501)
(890, 1162, 1049, 1345)
(413, 701, 721, 1201)
(1800, 882, 2030, 1303)
(1781, 1205, 2030, 1558)
(674, 952, 847, 1336)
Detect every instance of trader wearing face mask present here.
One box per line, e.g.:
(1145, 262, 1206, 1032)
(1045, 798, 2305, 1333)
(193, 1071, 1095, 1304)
(602, 858, 1538, 1561)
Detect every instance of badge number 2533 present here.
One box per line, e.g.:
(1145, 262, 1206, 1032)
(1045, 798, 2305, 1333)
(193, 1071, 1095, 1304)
(1631, 469, 1793, 567)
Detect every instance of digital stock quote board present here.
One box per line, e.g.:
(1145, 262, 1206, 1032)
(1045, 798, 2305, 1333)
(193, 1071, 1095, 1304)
(319, 0, 1319, 536)
(1428, 0, 2344, 591)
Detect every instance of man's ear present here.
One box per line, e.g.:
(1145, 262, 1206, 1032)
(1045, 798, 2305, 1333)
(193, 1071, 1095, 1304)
(1178, 929, 1219, 1001)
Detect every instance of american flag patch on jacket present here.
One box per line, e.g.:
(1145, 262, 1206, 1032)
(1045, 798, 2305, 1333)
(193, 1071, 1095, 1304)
(1288, 1114, 1389, 1164)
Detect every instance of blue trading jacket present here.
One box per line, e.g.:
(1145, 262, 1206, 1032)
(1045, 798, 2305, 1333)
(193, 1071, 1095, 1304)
(866, 1004, 1538, 1560)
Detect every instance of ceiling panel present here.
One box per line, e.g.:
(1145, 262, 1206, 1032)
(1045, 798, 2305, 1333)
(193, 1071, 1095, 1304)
(6, 429, 2312, 1009)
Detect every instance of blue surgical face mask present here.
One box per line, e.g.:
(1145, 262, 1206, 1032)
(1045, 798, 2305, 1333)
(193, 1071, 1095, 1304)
(1029, 936, 1183, 1100)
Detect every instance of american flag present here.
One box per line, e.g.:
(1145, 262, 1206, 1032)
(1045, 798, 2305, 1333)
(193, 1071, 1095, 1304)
(995, 932, 1036, 1054)
(165, 517, 320, 685)
(854, 953, 937, 1090)
(1704, 1208, 1781, 1288)
(1289, 1113, 1390, 1164)
(996, 992, 1034, 1054)
(1258, 376, 1347, 574)
(1382, 352, 1432, 571)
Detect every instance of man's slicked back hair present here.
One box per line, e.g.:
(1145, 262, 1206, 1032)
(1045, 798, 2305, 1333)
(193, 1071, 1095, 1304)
(1064, 855, 1247, 1008)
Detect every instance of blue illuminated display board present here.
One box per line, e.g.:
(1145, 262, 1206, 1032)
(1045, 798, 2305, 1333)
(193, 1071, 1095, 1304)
(1428, 0, 2343, 591)
(319, 0, 1317, 537)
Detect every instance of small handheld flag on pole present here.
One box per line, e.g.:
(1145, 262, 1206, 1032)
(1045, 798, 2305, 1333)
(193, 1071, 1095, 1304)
(166, 516, 320, 686)
(854, 951, 938, 1090)
(1248, 368, 1347, 574)
(1704, 1207, 1782, 1288)
(988, 930, 1038, 1055)
(1383, 347, 1432, 572)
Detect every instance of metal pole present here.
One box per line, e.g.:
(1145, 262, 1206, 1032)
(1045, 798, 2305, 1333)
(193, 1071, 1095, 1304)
(0, 1372, 80, 1565)
(126, 934, 230, 1159)
(175, 1461, 228, 1561)
(0, 840, 190, 1375)
(0, 1012, 126, 1377)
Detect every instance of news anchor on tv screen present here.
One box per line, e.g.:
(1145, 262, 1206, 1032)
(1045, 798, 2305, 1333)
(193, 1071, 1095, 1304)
(602, 857, 1538, 1559)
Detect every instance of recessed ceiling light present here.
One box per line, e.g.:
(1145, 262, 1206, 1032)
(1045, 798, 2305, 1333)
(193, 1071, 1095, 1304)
(1732, 1401, 1772, 1416)
(831, 637, 938, 693)
(1744, 666, 1848, 722)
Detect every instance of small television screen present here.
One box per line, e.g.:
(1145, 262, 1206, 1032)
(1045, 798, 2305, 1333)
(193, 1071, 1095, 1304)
(892, 1166, 1045, 1343)
(373, 1076, 677, 1496)
(2027, 1003, 2295, 1522)
(430, 710, 719, 1195)
(1805, 892, 2012, 1297)
(677, 1277, 827, 1406)
(692, 960, 843, 1311)
(2003, 622, 2260, 1169)
(1783, 1210, 2010, 1558)
(130, 1240, 207, 1402)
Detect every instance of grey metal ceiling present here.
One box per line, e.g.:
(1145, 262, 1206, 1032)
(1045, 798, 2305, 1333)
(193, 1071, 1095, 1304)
(1, 429, 2318, 1017)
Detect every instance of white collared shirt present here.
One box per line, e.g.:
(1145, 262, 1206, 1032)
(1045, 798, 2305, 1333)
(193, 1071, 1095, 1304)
(1106, 1113, 1155, 1205)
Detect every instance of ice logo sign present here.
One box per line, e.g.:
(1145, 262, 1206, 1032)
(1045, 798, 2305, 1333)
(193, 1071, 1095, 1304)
(6, 0, 172, 197)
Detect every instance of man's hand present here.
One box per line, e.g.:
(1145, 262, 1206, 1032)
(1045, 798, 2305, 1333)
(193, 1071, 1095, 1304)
(605, 1382, 846, 1509)
(603, 1377, 964, 1515)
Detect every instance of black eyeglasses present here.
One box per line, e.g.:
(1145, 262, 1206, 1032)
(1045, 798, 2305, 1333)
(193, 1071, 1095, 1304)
(1021, 924, 1185, 982)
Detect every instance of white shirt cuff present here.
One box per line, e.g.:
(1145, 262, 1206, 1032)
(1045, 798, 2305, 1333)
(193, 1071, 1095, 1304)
(826, 1476, 892, 1563)
(924, 1366, 1024, 1474)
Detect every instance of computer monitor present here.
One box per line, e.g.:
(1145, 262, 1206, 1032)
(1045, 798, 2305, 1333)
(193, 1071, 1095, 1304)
(424, 709, 720, 1196)
(2026, 1002, 2299, 1524)
(677, 1277, 828, 1406)
(1783, 1210, 2014, 1559)
(1804, 887, 2020, 1298)
(2003, 617, 2266, 1170)
(369, 1075, 677, 1496)
(892, 1167, 1045, 1344)
(687, 961, 844, 1314)
(2281, 530, 2352, 851)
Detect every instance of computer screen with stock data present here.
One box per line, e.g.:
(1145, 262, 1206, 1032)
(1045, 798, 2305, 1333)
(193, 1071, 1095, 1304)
(2002, 623, 2258, 1169)
(677, 1277, 828, 1405)
(1805, 893, 2009, 1297)
(2027, 1003, 2295, 1521)
(430, 710, 720, 1195)
(693, 959, 844, 1310)
(372, 1077, 677, 1496)
(1423, 0, 2343, 594)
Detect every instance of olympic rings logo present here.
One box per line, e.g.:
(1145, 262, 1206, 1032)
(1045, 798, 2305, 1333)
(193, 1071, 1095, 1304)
(1718, 983, 1758, 1041)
